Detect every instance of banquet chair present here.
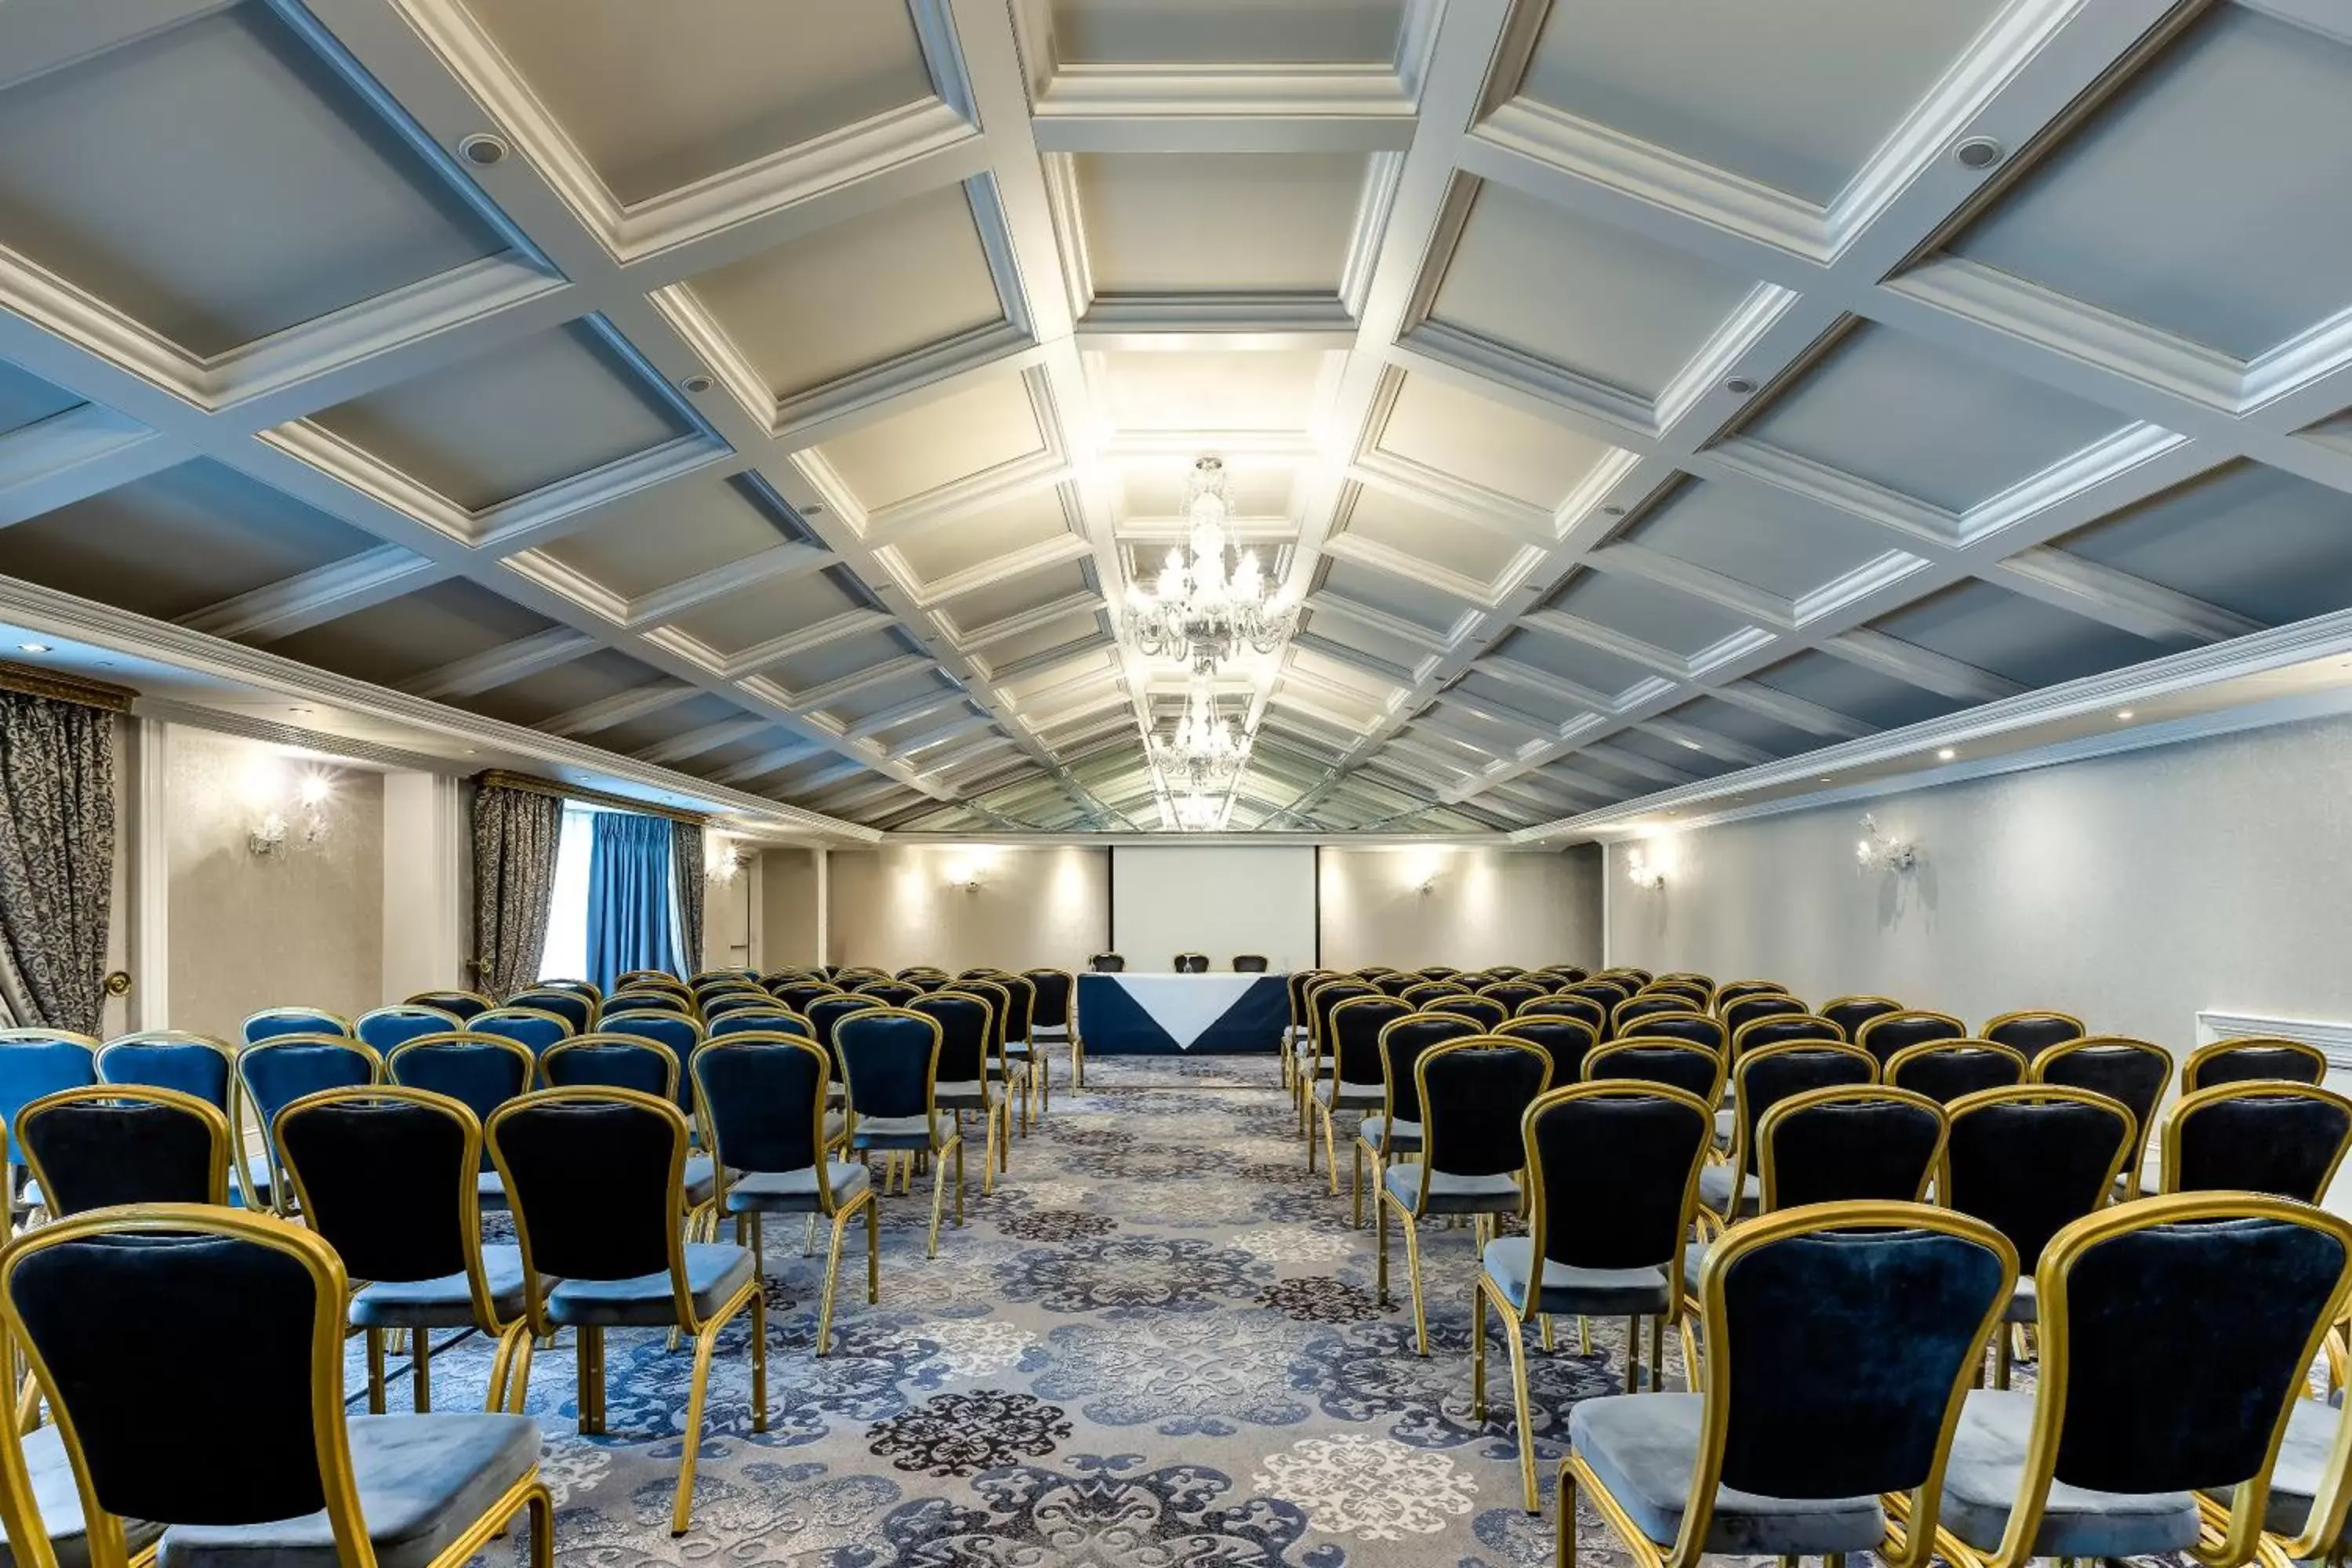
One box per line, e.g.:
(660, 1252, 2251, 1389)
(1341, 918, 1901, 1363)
(695, 1034, 873, 1353)
(1817, 993, 1904, 1041)
(2160, 1081, 2352, 1204)
(241, 1007, 351, 1045)
(1301, 978, 1379, 1138)
(1727, 1013, 1839, 1065)
(955, 967, 1004, 982)
(614, 969, 685, 993)
(2031, 1035, 2172, 1197)
(1372, 973, 1417, 997)
(1023, 967, 1081, 1089)
(355, 1005, 465, 1055)
(1414, 965, 1461, 980)
(17, 1085, 230, 1214)
(701, 990, 780, 1021)
(1520, 993, 1607, 1033)
(597, 1009, 705, 1100)
(505, 988, 595, 1035)
(0, 1204, 551, 1568)
(469, 1006, 573, 1062)
(0, 1033, 106, 1221)
(837, 1009, 964, 1258)
(1319, 995, 1413, 1212)
(387, 1035, 535, 1211)
(1475, 1080, 1714, 1511)
(1174, 953, 1210, 974)
(1626, 1012, 1726, 1057)
(708, 1008, 811, 1040)
(488, 1088, 762, 1534)
(854, 979, 923, 1007)
(1232, 954, 1269, 972)
(93, 1032, 242, 1200)
(1704, 1041, 1875, 1228)
(1480, 981, 1551, 1014)
(604, 989, 690, 1017)
(1497, 1015, 1598, 1082)
(1356, 1013, 1480, 1250)
(1755, 1085, 1946, 1212)
(1855, 1008, 1969, 1069)
(405, 988, 495, 1021)
(953, 979, 1028, 1153)
(1586, 1040, 1726, 1106)
(237, 1035, 383, 1214)
(278, 1087, 536, 1415)
(1941, 1085, 2136, 1387)
(1534, 965, 1589, 985)
(1718, 993, 1806, 1039)
(1283, 970, 1334, 1091)
(1402, 979, 1469, 1007)
(1380, 1036, 1552, 1359)
(913, 991, 1006, 1190)
(806, 994, 883, 1074)
(1711, 978, 1785, 1007)
(996, 972, 1048, 1129)
(1562, 1203, 2014, 1568)
(895, 966, 949, 982)
(2184, 1035, 2328, 1091)
(1088, 953, 1126, 972)
(1639, 980, 1711, 1011)
(1428, 993, 1508, 1031)
(541, 1035, 680, 1098)
(1979, 1009, 2085, 1057)
(1930, 1194, 2352, 1568)
(1885, 1039, 2027, 1105)
(772, 979, 842, 1014)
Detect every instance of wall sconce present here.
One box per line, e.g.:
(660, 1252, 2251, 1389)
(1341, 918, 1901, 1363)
(249, 771, 332, 857)
(705, 836, 749, 884)
(946, 868, 983, 893)
(1854, 812, 1916, 873)
(1626, 850, 1666, 890)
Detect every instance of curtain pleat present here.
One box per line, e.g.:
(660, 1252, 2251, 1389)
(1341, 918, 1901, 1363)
(588, 812, 674, 993)
(0, 691, 114, 1033)
(472, 785, 564, 999)
(671, 819, 705, 977)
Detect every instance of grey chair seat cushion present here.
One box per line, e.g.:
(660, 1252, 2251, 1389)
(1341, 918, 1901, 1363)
(1713, 1108, 1733, 1150)
(1316, 1082, 1383, 1111)
(1697, 1163, 1757, 1218)
(851, 1114, 953, 1152)
(1356, 1115, 1421, 1155)
(1941, 1389, 2199, 1556)
(5, 1422, 163, 1568)
(157, 1413, 538, 1568)
(546, 1243, 755, 1328)
(351, 1244, 530, 1329)
(724, 1161, 871, 1214)
(935, 1080, 996, 1110)
(1484, 1237, 1669, 1316)
(1004, 1041, 1033, 1059)
(2206, 1395, 2336, 1538)
(2002, 1276, 2037, 1324)
(1569, 1392, 1885, 1555)
(1382, 1163, 1520, 1216)
(684, 1153, 720, 1205)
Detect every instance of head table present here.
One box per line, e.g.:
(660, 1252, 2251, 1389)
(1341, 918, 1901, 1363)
(1074, 971, 1290, 1054)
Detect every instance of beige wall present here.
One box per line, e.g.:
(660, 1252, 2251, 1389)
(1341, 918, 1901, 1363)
(828, 845, 1109, 972)
(1604, 710, 2352, 1056)
(165, 729, 383, 1041)
(760, 848, 822, 967)
(1319, 844, 1603, 970)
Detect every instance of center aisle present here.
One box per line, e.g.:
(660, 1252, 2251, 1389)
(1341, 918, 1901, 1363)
(367, 1056, 1650, 1566)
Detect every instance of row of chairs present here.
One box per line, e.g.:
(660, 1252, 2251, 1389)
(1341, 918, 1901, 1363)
(1083, 953, 1269, 973)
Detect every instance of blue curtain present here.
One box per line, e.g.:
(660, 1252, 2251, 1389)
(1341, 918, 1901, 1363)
(586, 812, 674, 993)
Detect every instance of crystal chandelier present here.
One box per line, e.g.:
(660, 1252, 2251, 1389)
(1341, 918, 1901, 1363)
(1149, 682, 1249, 793)
(1172, 791, 1223, 830)
(1123, 457, 1295, 672)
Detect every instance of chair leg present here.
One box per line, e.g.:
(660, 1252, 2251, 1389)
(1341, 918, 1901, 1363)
(1624, 1315, 1640, 1394)
(803, 1213, 818, 1258)
(1504, 1295, 1541, 1513)
(670, 1318, 724, 1535)
(1650, 1313, 1665, 1393)
(1376, 1189, 1391, 1305)
(574, 1327, 601, 1436)
(1995, 1321, 2013, 1389)
(866, 1192, 880, 1303)
(1540, 1315, 1555, 1354)
(927, 1140, 954, 1258)
(818, 1201, 855, 1355)
(1578, 1315, 1592, 1356)
(1351, 1142, 1364, 1229)
(1398, 1207, 1430, 1356)
(1679, 1316, 1703, 1393)
(487, 1324, 515, 1415)
(412, 1326, 432, 1414)
(1471, 1272, 1488, 1419)
(1557, 1458, 1579, 1568)
(1320, 1106, 1341, 1196)
(750, 1287, 768, 1435)
(506, 1327, 535, 1414)
(366, 1328, 386, 1416)
(953, 1139, 966, 1228)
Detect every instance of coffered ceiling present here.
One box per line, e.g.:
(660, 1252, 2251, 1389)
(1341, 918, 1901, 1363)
(2, 0, 2350, 840)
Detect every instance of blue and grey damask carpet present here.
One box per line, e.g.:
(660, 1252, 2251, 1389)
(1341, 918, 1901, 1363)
(419, 1056, 1682, 1566)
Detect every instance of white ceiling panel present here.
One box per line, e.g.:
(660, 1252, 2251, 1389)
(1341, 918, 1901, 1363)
(1050, 0, 1405, 63)
(1093, 349, 1332, 431)
(1621, 477, 1899, 600)
(1370, 371, 1621, 510)
(891, 492, 1074, 585)
(0, 360, 81, 436)
(1545, 568, 1753, 658)
(664, 568, 871, 659)
(812, 375, 1047, 510)
(1868, 579, 2170, 688)
(539, 474, 804, 600)
(1074, 153, 1368, 295)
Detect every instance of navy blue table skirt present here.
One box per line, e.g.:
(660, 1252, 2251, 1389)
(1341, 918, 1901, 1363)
(1076, 973, 1289, 1054)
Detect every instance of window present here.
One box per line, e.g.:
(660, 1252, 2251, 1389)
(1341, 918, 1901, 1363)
(535, 804, 596, 983)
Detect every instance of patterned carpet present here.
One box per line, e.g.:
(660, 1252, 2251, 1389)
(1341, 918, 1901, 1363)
(410, 1054, 1699, 1567)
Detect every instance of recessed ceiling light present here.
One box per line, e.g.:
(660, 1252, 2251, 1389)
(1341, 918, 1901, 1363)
(16, 642, 50, 654)
(679, 373, 713, 394)
(1601, 504, 1625, 517)
(1817, 776, 1832, 783)
(457, 133, 510, 166)
(2114, 709, 2135, 720)
(1722, 376, 1757, 396)
(1677, 739, 1702, 750)
(1936, 746, 1957, 761)
(289, 706, 313, 717)
(1954, 136, 2004, 171)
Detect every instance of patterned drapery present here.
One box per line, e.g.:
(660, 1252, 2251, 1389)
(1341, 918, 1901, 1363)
(671, 818, 705, 977)
(472, 783, 564, 1000)
(0, 691, 115, 1033)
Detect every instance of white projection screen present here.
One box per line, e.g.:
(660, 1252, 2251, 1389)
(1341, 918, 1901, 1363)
(1109, 846, 1317, 972)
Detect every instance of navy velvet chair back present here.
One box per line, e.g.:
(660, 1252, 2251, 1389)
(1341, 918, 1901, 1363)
(1418, 1040, 1552, 1181)
(96, 1033, 232, 1112)
(543, 1035, 679, 1098)
(838, 1010, 942, 1127)
(1232, 955, 1269, 973)
(1521, 994, 1607, 1033)
(1287, 970, 1330, 1026)
(1586, 1040, 1723, 1103)
(406, 989, 492, 1021)
(354, 1006, 464, 1054)
(1624, 1011, 1726, 1054)
(1731, 1014, 1841, 1058)
(241, 1009, 350, 1046)
(708, 1009, 809, 1040)
(997, 975, 1036, 1044)
(605, 989, 688, 1017)
(1760, 1087, 1945, 1210)
(1981, 1010, 2085, 1056)
(1497, 1017, 1596, 1082)
(490, 1091, 682, 1283)
(597, 1010, 703, 1112)
(1733, 1044, 1875, 1177)
(2186, 1037, 2328, 1092)
(1427, 993, 1508, 1030)
(20, 1087, 227, 1213)
(1377, 1014, 1479, 1126)
(1023, 969, 1073, 1028)
(238, 1037, 379, 1154)
(773, 981, 841, 1014)
(695, 1036, 829, 1175)
(2042, 1200, 2352, 1497)
(1527, 1083, 1711, 1275)
(807, 994, 884, 1070)
(1819, 995, 1902, 1041)
(1089, 953, 1126, 972)
(278, 1089, 474, 1286)
(387, 1036, 533, 1169)
(506, 988, 594, 1034)
(1715, 980, 1788, 1007)
(702, 990, 777, 1020)
(1855, 1010, 1968, 1066)
(2165, 1083, 2352, 1204)
(1331, 996, 1411, 1090)
(856, 981, 924, 1008)
(913, 993, 993, 1085)
(1720, 993, 1805, 1036)
(1569, 979, 1633, 1011)
(1370, 973, 1417, 997)
(1400, 981, 1466, 1007)
(1479, 982, 1548, 1014)
(2032, 1037, 2171, 1172)
(1886, 1040, 2027, 1104)
(470, 1007, 573, 1060)
(1174, 953, 1209, 974)
(0, 1213, 349, 1529)
(1311, 982, 1378, 1055)
(1701, 1211, 2013, 1502)
(956, 979, 1013, 1052)
(1612, 994, 1691, 1034)
(1944, 1087, 2135, 1275)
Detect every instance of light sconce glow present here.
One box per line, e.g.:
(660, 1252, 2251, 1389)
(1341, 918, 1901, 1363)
(705, 834, 749, 884)
(245, 758, 336, 858)
(2114, 709, 2134, 720)
(1854, 813, 1916, 874)
(1936, 746, 1958, 762)
(1626, 850, 1666, 890)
